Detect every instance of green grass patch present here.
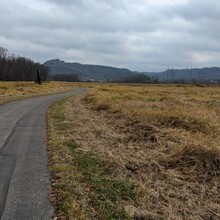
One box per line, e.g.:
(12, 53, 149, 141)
(49, 98, 72, 132)
(145, 97, 157, 102)
(76, 153, 135, 219)
(52, 99, 67, 122)
(64, 139, 81, 150)
(111, 95, 123, 101)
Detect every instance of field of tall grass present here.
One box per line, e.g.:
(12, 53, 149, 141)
(0, 81, 77, 105)
(85, 84, 220, 151)
(48, 83, 220, 219)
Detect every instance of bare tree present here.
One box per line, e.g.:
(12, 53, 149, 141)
(0, 46, 48, 82)
(0, 47, 8, 80)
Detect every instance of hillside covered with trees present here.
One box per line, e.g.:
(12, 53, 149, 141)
(44, 59, 135, 82)
(45, 59, 220, 84)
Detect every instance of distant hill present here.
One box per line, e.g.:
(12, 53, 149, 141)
(44, 59, 220, 83)
(143, 67, 220, 83)
(44, 59, 135, 82)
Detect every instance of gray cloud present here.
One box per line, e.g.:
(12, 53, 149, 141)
(0, 0, 220, 71)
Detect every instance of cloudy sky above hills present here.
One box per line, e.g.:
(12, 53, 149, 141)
(0, 0, 220, 71)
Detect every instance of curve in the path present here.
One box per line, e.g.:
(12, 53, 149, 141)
(0, 87, 88, 220)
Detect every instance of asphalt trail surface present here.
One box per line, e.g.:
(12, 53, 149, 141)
(0, 88, 87, 220)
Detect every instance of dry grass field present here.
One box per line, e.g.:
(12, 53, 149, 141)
(48, 83, 220, 219)
(0, 81, 77, 105)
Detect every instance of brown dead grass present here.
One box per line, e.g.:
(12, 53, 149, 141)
(165, 145, 220, 176)
(48, 84, 220, 219)
(0, 81, 79, 105)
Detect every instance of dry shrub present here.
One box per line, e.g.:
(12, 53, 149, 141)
(165, 145, 220, 176)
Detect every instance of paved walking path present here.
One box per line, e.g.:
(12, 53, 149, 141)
(0, 88, 87, 220)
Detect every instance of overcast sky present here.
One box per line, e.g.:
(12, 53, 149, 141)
(0, 0, 220, 71)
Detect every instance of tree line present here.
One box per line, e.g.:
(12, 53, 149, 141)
(50, 73, 79, 82)
(113, 73, 159, 83)
(0, 47, 48, 81)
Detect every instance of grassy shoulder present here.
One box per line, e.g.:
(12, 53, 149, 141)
(47, 84, 220, 219)
(0, 81, 79, 105)
(47, 97, 135, 219)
